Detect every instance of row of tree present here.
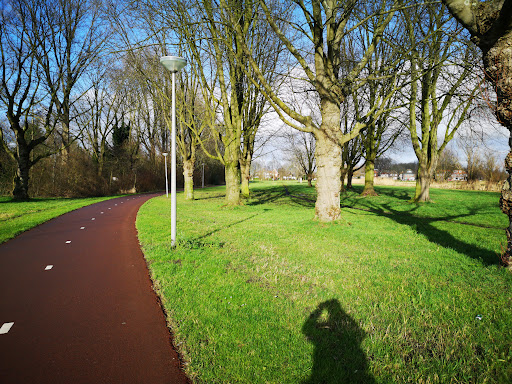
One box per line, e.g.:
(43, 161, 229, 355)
(2, 1, 512, 261)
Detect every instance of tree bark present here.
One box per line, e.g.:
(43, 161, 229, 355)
(415, 164, 431, 202)
(361, 159, 378, 196)
(340, 167, 347, 191)
(240, 151, 251, 198)
(347, 167, 354, 190)
(488, 37, 512, 264)
(12, 145, 31, 201)
(183, 158, 195, 201)
(314, 99, 342, 221)
(307, 174, 313, 187)
(224, 139, 241, 206)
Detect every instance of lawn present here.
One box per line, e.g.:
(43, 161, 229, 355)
(0, 195, 119, 244)
(136, 182, 512, 383)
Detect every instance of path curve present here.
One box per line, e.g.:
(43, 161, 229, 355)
(0, 194, 189, 383)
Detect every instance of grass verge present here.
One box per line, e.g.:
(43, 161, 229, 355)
(0, 195, 119, 244)
(137, 182, 512, 383)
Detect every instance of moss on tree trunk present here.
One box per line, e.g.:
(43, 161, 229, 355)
(361, 159, 378, 197)
(415, 165, 431, 202)
(240, 153, 251, 198)
(183, 158, 195, 201)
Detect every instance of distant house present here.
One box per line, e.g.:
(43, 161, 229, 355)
(379, 173, 399, 180)
(400, 169, 416, 181)
(448, 169, 467, 181)
(263, 169, 278, 180)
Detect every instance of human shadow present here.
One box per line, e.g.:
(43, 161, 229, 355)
(302, 299, 376, 384)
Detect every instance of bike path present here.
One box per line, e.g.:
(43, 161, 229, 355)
(0, 194, 189, 383)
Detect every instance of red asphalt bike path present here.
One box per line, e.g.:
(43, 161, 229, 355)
(0, 194, 189, 383)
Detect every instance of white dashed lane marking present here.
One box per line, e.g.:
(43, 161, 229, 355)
(80, 227, 85, 230)
(0, 322, 14, 335)
(101, 212, 104, 214)
(66, 241, 71, 244)
(91, 218, 95, 221)
(45, 265, 53, 270)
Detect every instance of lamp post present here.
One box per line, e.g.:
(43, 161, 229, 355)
(162, 152, 169, 198)
(160, 55, 187, 247)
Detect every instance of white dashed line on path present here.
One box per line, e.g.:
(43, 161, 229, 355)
(66, 241, 71, 244)
(0, 322, 14, 335)
(91, 218, 95, 221)
(80, 227, 85, 230)
(101, 212, 104, 214)
(45, 265, 53, 270)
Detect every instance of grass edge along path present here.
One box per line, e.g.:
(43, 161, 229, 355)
(0, 195, 123, 244)
(137, 182, 512, 383)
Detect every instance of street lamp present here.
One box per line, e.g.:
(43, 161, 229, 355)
(160, 55, 187, 247)
(162, 152, 169, 198)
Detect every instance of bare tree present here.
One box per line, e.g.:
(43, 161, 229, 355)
(0, 0, 59, 200)
(435, 147, 460, 181)
(75, 64, 122, 176)
(442, 0, 512, 263)
(405, 3, 480, 202)
(227, 0, 408, 221)
(283, 129, 316, 187)
(24, 0, 108, 161)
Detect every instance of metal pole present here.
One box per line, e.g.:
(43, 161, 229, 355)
(202, 163, 205, 188)
(171, 71, 177, 247)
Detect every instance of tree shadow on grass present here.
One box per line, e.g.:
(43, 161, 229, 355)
(342, 185, 413, 203)
(247, 184, 316, 208)
(349, 202, 501, 266)
(302, 299, 375, 384)
(246, 185, 289, 206)
(193, 213, 259, 241)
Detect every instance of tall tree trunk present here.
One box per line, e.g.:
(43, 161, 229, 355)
(414, 151, 438, 202)
(13, 145, 30, 201)
(307, 173, 313, 187)
(61, 111, 71, 162)
(240, 151, 251, 198)
(314, 99, 342, 221)
(361, 158, 378, 196)
(183, 157, 195, 201)
(415, 164, 431, 202)
(224, 140, 241, 206)
(487, 39, 512, 265)
(347, 167, 354, 189)
(340, 167, 347, 191)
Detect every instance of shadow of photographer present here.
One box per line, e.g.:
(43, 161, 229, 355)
(302, 299, 375, 384)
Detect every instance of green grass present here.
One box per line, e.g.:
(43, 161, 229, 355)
(136, 182, 512, 383)
(0, 195, 119, 244)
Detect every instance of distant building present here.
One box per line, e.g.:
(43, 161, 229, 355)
(400, 169, 416, 181)
(448, 169, 467, 181)
(379, 173, 399, 180)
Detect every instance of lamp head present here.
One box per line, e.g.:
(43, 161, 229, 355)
(160, 56, 187, 73)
